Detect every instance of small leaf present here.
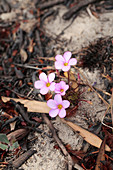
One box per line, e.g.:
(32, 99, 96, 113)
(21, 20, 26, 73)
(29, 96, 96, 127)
(0, 143, 8, 150)
(9, 142, 19, 151)
(0, 134, 9, 144)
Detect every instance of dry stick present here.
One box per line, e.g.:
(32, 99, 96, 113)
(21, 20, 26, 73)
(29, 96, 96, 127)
(73, 66, 110, 107)
(63, 0, 101, 20)
(42, 114, 73, 170)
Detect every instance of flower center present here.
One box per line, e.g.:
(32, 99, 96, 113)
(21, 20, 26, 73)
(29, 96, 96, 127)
(57, 104, 63, 110)
(60, 89, 64, 92)
(46, 82, 50, 87)
(64, 63, 68, 66)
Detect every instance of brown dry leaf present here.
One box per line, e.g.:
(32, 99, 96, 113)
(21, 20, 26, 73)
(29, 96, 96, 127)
(20, 49, 28, 63)
(2, 96, 50, 113)
(62, 119, 111, 152)
(95, 137, 106, 170)
(64, 71, 78, 92)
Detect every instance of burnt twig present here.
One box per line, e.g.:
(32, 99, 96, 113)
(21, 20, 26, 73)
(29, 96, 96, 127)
(14, 102, 39, 126)
(38, 0, 65, 10)
(12, 149, 37, 169)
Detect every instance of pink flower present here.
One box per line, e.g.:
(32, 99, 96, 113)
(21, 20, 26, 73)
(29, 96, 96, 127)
(55, 51, 77, 71)
(34, 72, 55, 95)
(47, 94, 70, 118)
(55, 81, 69, 96)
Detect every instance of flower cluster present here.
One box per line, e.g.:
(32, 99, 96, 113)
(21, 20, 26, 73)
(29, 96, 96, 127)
(34, 51, 77, 118)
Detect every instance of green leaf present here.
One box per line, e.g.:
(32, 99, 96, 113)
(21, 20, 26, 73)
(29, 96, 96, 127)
(0, 134, 9, 144)
(0, 143, 8, 150)
(9, 142, 19, 151)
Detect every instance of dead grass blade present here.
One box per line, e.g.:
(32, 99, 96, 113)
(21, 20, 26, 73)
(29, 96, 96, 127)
(1, 96, 50, 113)
(62, 119, 111, 152)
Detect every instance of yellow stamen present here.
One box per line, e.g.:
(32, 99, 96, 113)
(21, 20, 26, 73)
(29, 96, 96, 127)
(64, 63, 68, 66)
(58, 104, 63, 109)
(60, 89, 64, 92)
(46, 83, 50, 87)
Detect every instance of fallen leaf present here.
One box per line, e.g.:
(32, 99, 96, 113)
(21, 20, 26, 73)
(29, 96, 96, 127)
(20, 49, 28, 63)
(2, 96, 50, 113)
(95, 137, 106, 170)
(62, 119, 111, 152)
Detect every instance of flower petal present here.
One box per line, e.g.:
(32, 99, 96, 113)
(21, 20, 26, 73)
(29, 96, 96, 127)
(55, 61, 64, 70)
(34, 80, 45, 89)
(54, 94, 62, 104)
(62, 100, 70, 108)
(55, 55, 65, 62)
(48, 73, 55, 83)
(49, 82, 55, 91)
(58, 108, 66, 118)
(39, 72, 47, 82)
(49, 109, 59, 118)
(69, 58, 77, 65)
(63, 51, 72, 62)
(55, 83, 61, 91)
(54, 89, 61, 94)
(62, 65, 70, 72)
(47, 99, 57, 109)
(64, 84, 69, 91)
(40, 87, 49, 95)
(60, 81, 66, 87)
